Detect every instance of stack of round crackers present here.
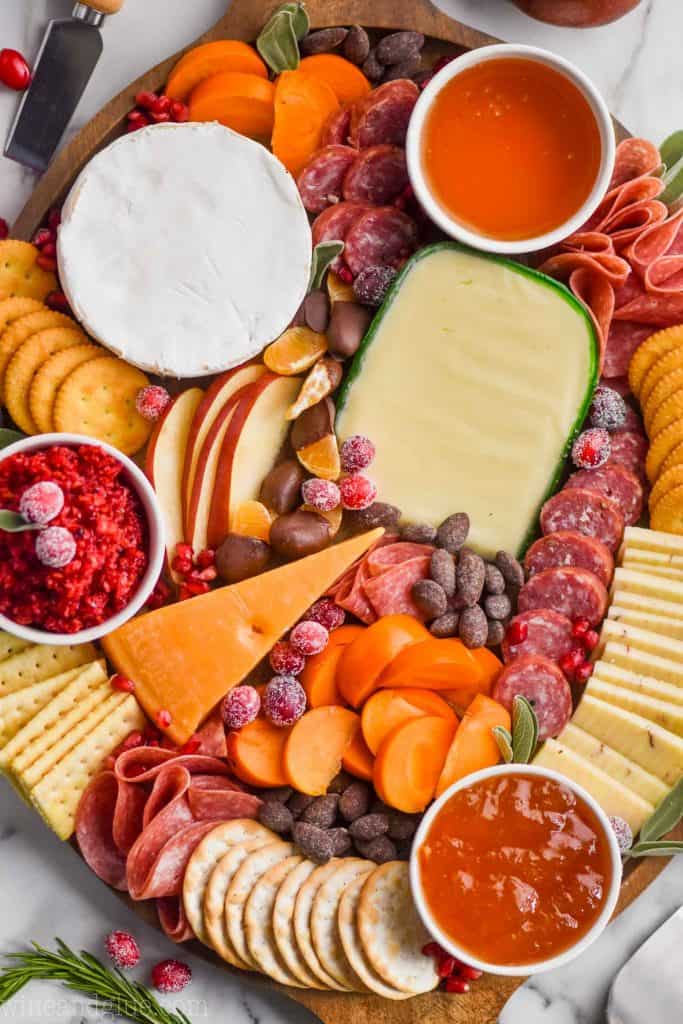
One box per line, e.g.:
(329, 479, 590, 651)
(182, 819, 439, 998)
(630, 324, 683, 533)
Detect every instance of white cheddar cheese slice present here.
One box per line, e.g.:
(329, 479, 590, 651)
(609, 606, 683, 642)
(335, 245, 597, 556)
(593, 662, 683, 706)
(572, 695, 683, 784)
(558, 723, 669, 805)
(622, 526, 683, 555)
(621, 558, 683, 581)
(612, 567, 683, 606)
(533, 738, 654, 834)
(596, 619, 683, 665)
(58, 123, 311, 378)
(620, 547, 683, 570)
(610, 588, 683, 622)
(586, 678, 683, 737)
(601, 640, 683, 687)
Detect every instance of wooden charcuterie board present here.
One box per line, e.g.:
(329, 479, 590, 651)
(11, 3, 679, 1023)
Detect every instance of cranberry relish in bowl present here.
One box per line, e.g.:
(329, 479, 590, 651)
(0, 434, 164, 644)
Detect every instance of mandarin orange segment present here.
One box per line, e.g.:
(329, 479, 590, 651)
(296, 434, 340, 480)
(264, 326, 328, 376)
(231, 499, 273, 542)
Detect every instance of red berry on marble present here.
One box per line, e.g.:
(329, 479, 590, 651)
(19, 480, 64, 524)
(301, 477, 340, 512)
(222, 685, 261, 730)
(304, 597, 345, 632)
(263, 675, 307, 727)
(0, 49, 31, 91)
(340, 435, 376, 473)
(105, 930, 140, 970)
(571, 428, 611, 470)
(269, 640, 306, 676)
(136, 385, 171, 422)
(290, 620, 329, 656)
(339, 472, 377, 510)
(151, 959, 192, 994)
(35, 526, 76, 568)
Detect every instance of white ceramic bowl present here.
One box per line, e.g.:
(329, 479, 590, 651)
(410, 763, 622, 976)
(406, 43, 616, 255)
(0, 433, 164, 646)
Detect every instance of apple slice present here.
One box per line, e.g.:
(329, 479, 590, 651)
(181, 362, 266, 537)
(208, 374, 301, 549)
(145, 387, 203, 578)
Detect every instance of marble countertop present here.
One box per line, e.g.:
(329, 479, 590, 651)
(0, 2, 681, 1023)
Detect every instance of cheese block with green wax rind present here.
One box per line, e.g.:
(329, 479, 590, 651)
(335, 244, 599, 558)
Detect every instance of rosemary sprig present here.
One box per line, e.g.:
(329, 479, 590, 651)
(0, 939, 192, 1024)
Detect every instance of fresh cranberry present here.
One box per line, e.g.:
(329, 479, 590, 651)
(571, 428, 611, 470)
(301, 477, 340, 512)
(151, 959, 192, 994)
(222, 685, 261, 730)
(0, 49, 31, 91)
(571, 617, 591, 639)
(340, 435, 376, 473)
(339, 473, 377, 511)
(290, 620, 329, 656)
(156, 709, 172, 729)
(263, 675, 307, 727)
(574, 660, 594, 685)
(0, 218, 8, 240)
(304, 597, 345, 632)
(19, 480, 64, 524)
(105, 930, 140, 970)
(270, 640, 306, 676)
(445, 976, 470, 994)
(111, 674, 136, 694)
(506, 619, 529, 646)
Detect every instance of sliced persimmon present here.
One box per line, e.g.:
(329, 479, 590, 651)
(435, 694, 511, 798)
(378, 637, 484, 691)
(272, 70, 340, 177)
(299, 624, 363, 707)
(341, 727, 374, 781)
(284, 706, 360, 796)
(189, 72, 275, 140)
(336, 614, 430, 708)
(226, 716, 290, 787)
(361, 688, 456, 755)
(298, 54, 371, 106)
(166, 40, 268, 101)
(374, 715, 457, 814)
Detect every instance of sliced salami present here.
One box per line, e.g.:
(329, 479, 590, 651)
(349, 79, 419, 149)
(343, 145, 408, 206)
(311, 199, 372, 248)
(321, 107, 352, 147)
(344, 206, 418, 276)
(564, 463, 644, 526)
(606, 429, 648, 481)
(523, 530, 614, 587)
(492, 655, 572, 741)
(298, 145, 359, 214)
(540, 488, 625, 552)
(501, 609, 575, 665)
(363, 554, 432, 620)
(517, 566, 608, 627)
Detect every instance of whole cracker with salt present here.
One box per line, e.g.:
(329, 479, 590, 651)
(310, 858, 372, 991)
(0, 308, 80, 401)
(0, 665, 86, 752)
(273, 858, 328, 989)
(225, 841, 295, 968)
(5, 327, 85, 433)
(29, 692, 144, 840)
(357, 862, 438, 995)
(294, 861, 351, 991)
(245, 855, 305, 987)
(0, 643, 97, 697)
(184, 820, 272, 946)
(54, 354, 152, 455)
(30, 342, 101, 433)
(204, 835, 272, 967)
(338, 873, 412, 1000)
(0, 241, 57, 303)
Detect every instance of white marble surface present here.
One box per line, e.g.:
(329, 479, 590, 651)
(0, 2, 681, 1023)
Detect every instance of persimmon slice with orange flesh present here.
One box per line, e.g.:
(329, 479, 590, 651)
(298, 55, 371, 106)
(336, 614, 430, 708)
(374, 715, 457, 814)
(189, 72, 275, 139)
(342, 727, 374, 781)
(377, 637, 484, 691)
(361, 688, 456, 755)
(435, 694, 510, 798)
(272, 70, 340, 177)
(166, 40, 268, 101)
(226, 717, 290, 788)
(284, 706, 360, 795)
(299, 624, 363, 708)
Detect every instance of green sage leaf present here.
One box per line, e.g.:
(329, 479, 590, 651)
(0, 428, 24, 450)
(257, 7, 300, 74)
(309, 240, 344, 291)
(492, 726, 513, 764)
(0, 511, 40, 533)
(511, 695, 539, 764)
(660, 130, 683, 171)
(280, 2, 309, 40)
(640, 775, 683, 843)
(626, 840, 683, 858)
(660, 153, 683, 207)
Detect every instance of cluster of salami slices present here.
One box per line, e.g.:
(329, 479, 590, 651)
(328, 536, 433, 623)
(298, 80, 421, 279)
(540, 137, 683, 380)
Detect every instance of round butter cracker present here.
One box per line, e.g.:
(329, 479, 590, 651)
(225, 841, 294, 969)
(0, 296, 43, 334)
(54, 354, 152, 455)
(643, 366, 683, 432)
(650, 484, 683, 534)
(5, 327, 85, 434)
(294, 861, 351, 991)
(338, 873, 412, 1000)
(629, 325, 683, 399)
(649, 466, 683, 512)
(244, 855, 305, 987)
(660, 440, 683, 478)
(648, 391, 683, 440)
(204, 835, 272, 967)
(357, 862, 438, 995)
(0, 240, 57, 303)
(29, 343, 101, 434)
(273, 858, 328, 989)
(0, 308, 81, 402)
(310, 858, 372, 991)
(646, 420, 683, 483)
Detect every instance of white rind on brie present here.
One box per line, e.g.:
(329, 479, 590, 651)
(58, 122, 312, 378)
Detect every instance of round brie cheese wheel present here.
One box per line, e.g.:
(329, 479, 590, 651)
(58, 123, 312, 378)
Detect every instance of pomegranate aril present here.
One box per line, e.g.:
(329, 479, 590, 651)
(506, 619, 528, 645)
(184, 578, 210, 596)
(583, 629, 600, 652)
(151, 95, 172, 115)
(337, 263, 353, 284)
(458, 965, 483, 980)
(47, 207, 62, 231)
(176, 543, 193, 560)
(575, 660, 594, 685)
(33, 227, 53, 248)
(437, 956, 456, 978)
(156, 709, 172, 729)
(445, 977, 470, 994)
(111, 674, 136, 693)
(559, 648, 584, 677)
(135, 90, 158, 110)
(195, 548, 215, 569)
(422, 942, 443, 959)
(150, 110, 171, 123)
(36, 254, 57, 272)
(170, 99, 189, 122)
(178, 737, 201, 755)
(40, 240, 57, 258)
(45, 290, 70, 313)
(572, 617, 591, 638)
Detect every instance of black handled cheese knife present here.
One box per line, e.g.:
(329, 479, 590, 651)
(4, 1, 125, 173)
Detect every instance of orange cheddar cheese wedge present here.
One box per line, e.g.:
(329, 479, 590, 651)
(102, 529, 383, 743)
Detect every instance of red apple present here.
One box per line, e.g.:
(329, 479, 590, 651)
(511, 0, 640, 27)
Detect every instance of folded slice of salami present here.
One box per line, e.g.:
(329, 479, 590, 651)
(564, 463, 644, 526)
(298, 144, 359, 213)
(321, 107, 353, 148)
(517, 566, 608, 627)
(501, 609, 575, 665)
(363, 554, 431, 620)
(524, 530, 614, 588)
(492, 654, 572, 741)
(157, 895, 195, 943)
(540, 488, 625, 552)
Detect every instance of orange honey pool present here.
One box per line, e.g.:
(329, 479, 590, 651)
(422, 57, 603, 241)
(417, 772, 614, 966)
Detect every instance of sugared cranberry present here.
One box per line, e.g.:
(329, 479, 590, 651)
(340, 435, 376, 473)
(0, 218, 8, 240)
(263, 675, 307, 727)
(151, 959, 192, 994)
(589, 385, 627, 432)
(506, 619, 529, 646)
(0, 49, 31, 91)
(304, 597, 345, 632)
(111, 674, 136, 694)
(571, 428, 611, 470)
(339, 473, 377, 510)
(135, 385, 171, 422)
(290, 620, 329, 656)
(270, 640, 306, 676)
(222, 685, 261, 730)
(156, 709, 172, 729)
(301, 477, 340, 512)
(19, 480, 64, 524)
(572, 617, 591, 639)
(105, 930, 140, 970)
(353, 265, 397, 307)
(609, 815, 633, 853)
(35, 526, 76, 568)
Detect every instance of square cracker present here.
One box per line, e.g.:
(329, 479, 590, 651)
(0, 642, 97, 697)
(0, 632, 30, 663)
(0, 664, 86, 751)
(29, 694, 145, 840)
